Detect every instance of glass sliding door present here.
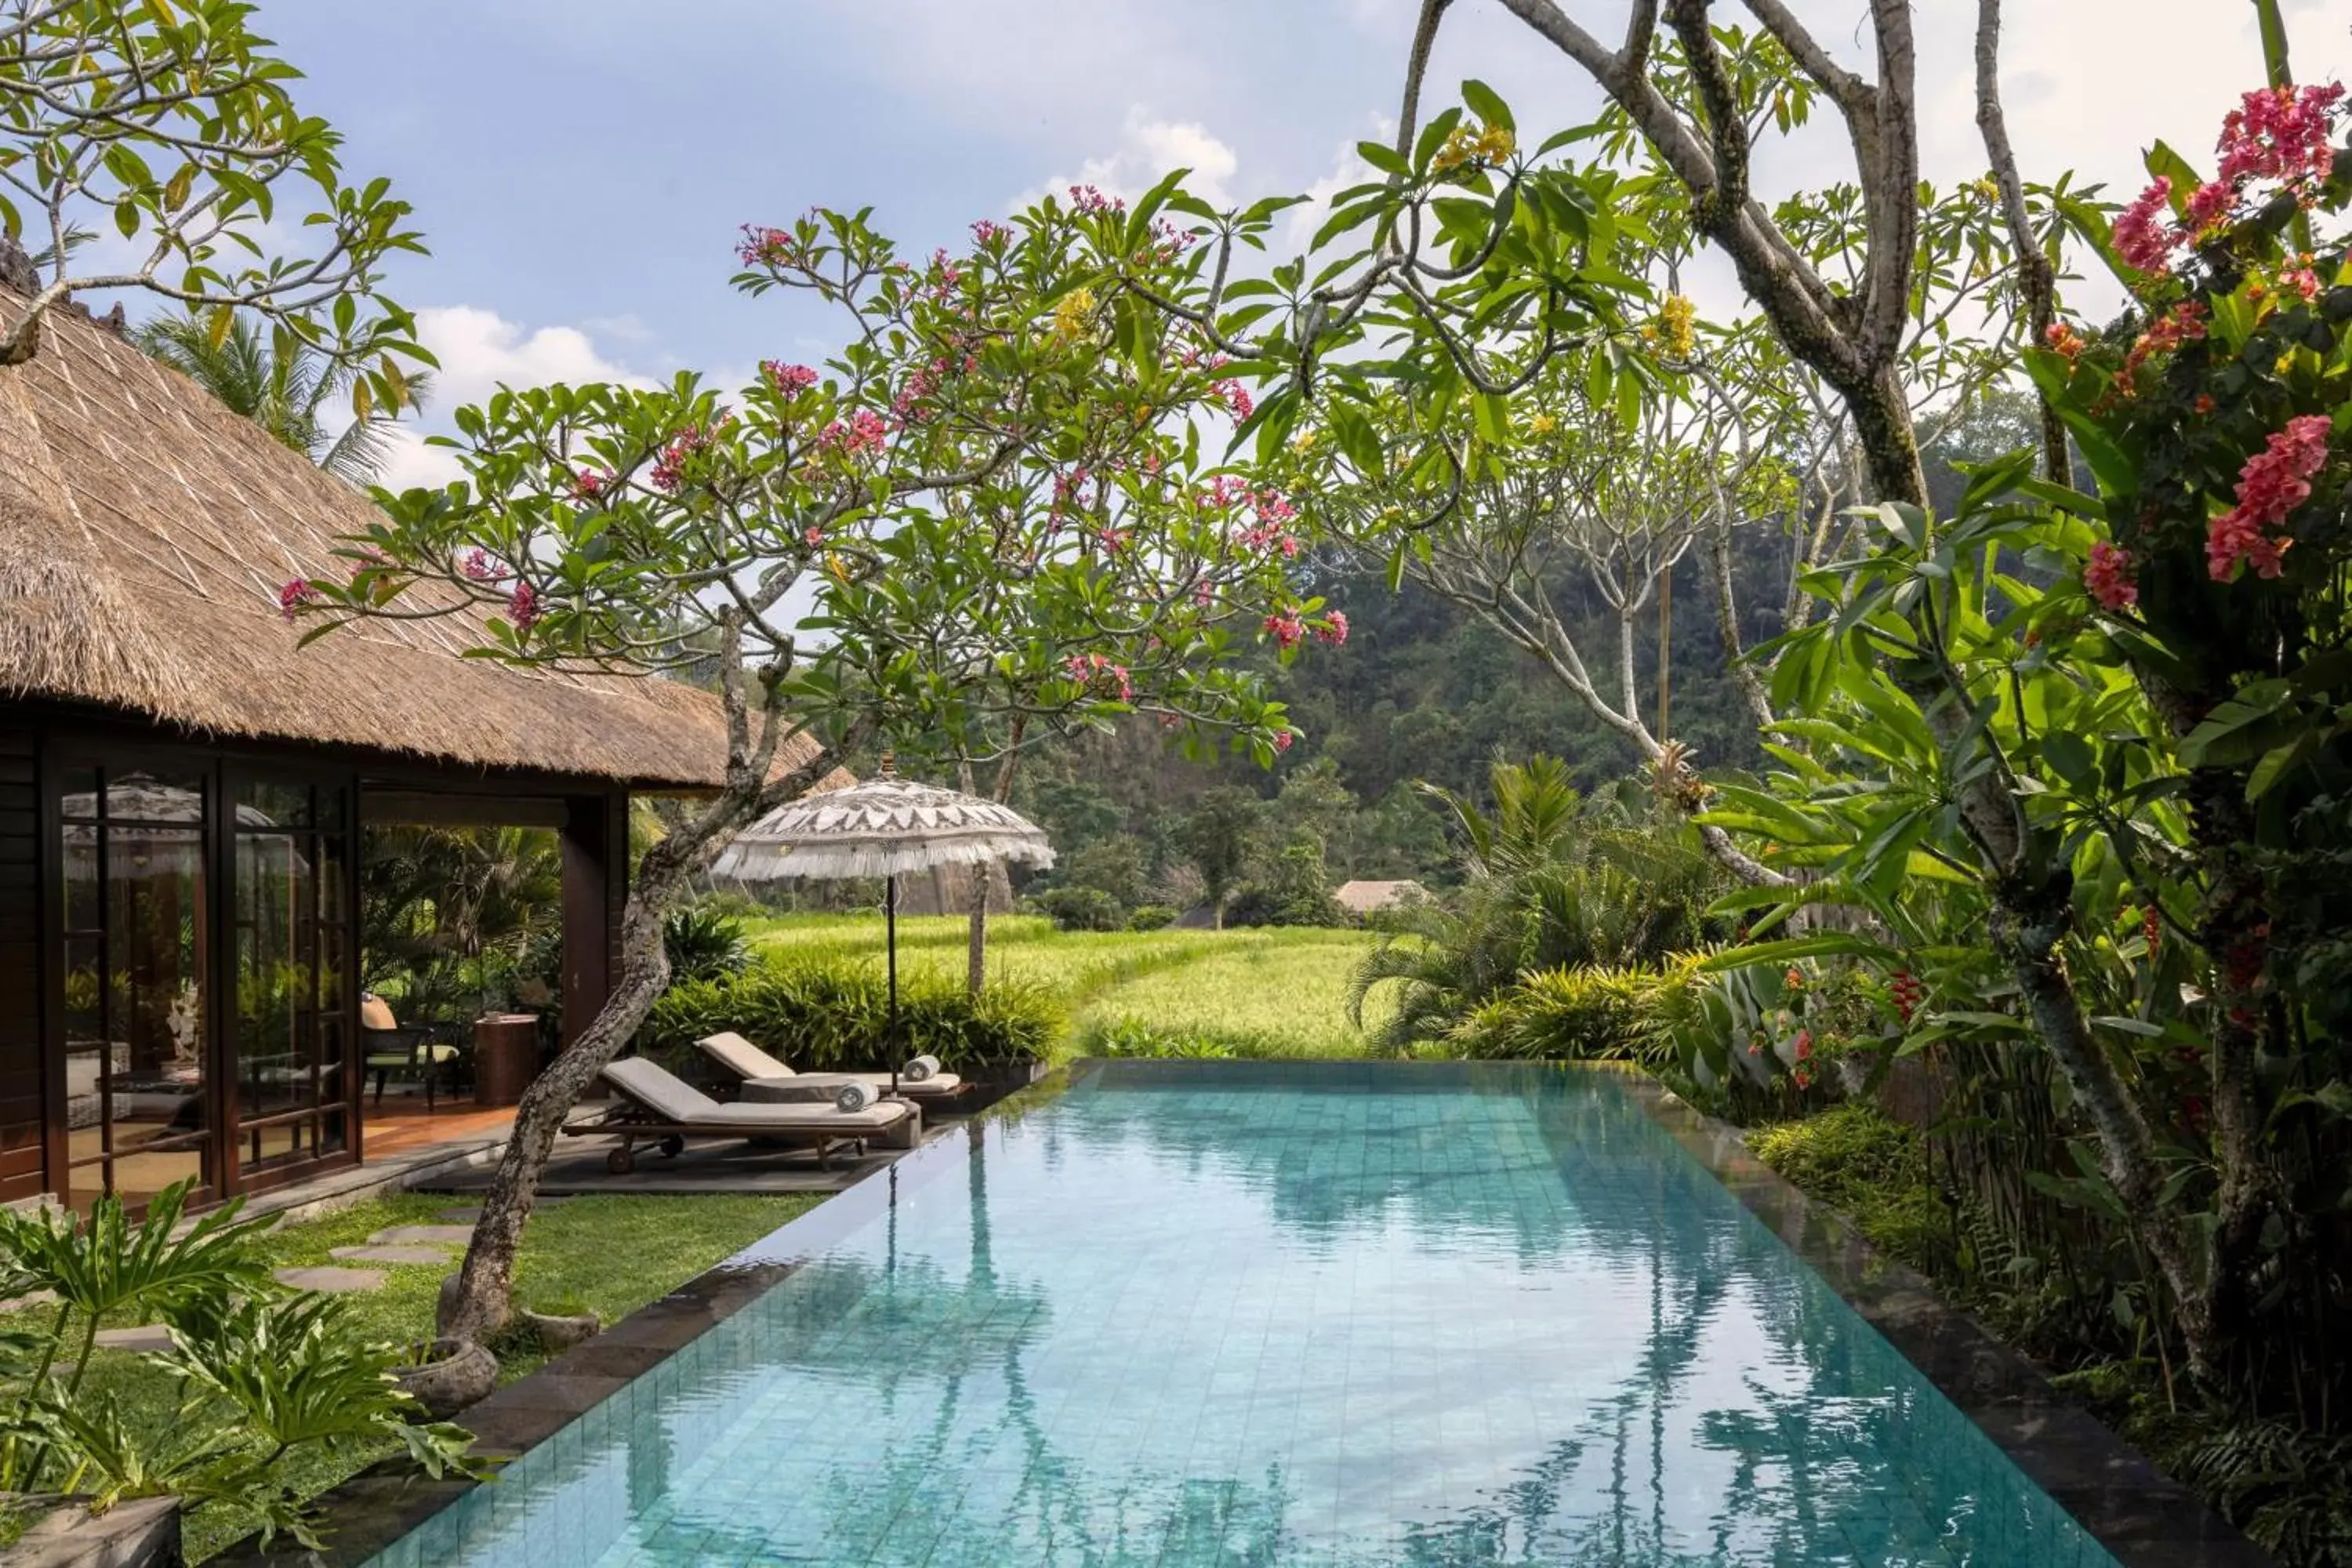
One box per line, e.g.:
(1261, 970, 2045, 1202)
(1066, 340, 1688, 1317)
(57, 767, 214, 1212)
(230, 775, 354, 1180)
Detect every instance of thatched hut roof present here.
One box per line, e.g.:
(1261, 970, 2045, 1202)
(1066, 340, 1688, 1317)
(1333, 879, 1431, 915)
(0, 293, 829, 792)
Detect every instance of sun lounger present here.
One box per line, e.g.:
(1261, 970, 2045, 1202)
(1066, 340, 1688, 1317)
(695, 1031, 966, 1102)
(564, 1057, 920, 1174)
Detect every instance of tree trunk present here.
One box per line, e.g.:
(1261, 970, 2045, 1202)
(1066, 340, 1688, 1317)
(437, 725, 845, 1345)
(967, 869, 989, 995)
(436, 836, 692, 1344)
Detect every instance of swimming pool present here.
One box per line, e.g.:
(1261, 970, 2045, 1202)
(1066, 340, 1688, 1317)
(364, 1063, 2119, 1566)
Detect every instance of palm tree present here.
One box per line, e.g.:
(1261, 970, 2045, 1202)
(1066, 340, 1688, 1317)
(132, 311, 430, 485)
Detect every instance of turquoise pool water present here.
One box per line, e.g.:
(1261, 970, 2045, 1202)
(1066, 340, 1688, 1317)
(367, 1065, 2118, 1566)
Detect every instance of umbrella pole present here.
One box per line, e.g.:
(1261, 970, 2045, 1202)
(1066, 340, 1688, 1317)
(886, 872, 900, 1097)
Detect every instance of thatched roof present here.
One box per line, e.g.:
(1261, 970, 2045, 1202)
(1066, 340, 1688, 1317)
(1333, 879, 1431, 915)
(0, 292, 827, 792)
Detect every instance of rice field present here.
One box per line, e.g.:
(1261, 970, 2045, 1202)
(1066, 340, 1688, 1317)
(742, 914, 1392, 1059)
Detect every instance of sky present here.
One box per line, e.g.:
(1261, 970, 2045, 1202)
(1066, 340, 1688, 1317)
(245, 0, 2352, 487)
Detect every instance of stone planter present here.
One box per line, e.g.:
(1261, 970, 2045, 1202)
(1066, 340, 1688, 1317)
(392, 1338, 499, 1420)
(7, 1494, 183, 1567)
(514, 1308, 599, 1353)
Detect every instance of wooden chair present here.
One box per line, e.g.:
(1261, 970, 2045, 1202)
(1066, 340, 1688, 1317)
(361, 995, 464, 1109)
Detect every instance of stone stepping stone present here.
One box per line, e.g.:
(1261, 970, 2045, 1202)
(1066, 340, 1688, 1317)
(435, 1207, 483, 1223)
(92, 1325, 176, 1353)
(274, 1266, 387, 1293)
(368, 1225, 475, 1247)
(331, 1244, 459, 1266)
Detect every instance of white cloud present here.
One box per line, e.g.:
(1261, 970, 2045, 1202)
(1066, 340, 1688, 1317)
(1286, 128, 1391, 251)
(375, 306, 659, 489)
(1013, 105, 1242, 212)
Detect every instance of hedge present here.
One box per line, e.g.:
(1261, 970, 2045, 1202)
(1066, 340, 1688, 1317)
(642, 956, 1062, 1082)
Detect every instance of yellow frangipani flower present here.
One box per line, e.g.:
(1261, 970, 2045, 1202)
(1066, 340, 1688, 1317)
(1529, 412, 1558, 436)
(1291, 429, 1317, 452)
(1657, 293, 1697, 360)
(1053, 287, 1098, 342)
(1432, 120, 1516, 175)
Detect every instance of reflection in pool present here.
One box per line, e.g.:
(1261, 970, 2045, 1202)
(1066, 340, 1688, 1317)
(365, 1063, 2118, 1566)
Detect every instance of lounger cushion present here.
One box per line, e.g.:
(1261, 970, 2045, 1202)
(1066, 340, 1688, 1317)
(599, 1056, 913, 1133)
(699, 1032, 960, 1096)
(698, 1032, 788, 1081)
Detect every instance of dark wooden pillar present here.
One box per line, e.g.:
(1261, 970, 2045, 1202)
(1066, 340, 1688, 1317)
(560, 791, 627, 1051)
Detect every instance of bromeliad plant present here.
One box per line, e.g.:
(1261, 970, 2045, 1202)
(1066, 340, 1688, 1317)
(0, 1181, 482, 1548)
(287, 194, 1332, 1345)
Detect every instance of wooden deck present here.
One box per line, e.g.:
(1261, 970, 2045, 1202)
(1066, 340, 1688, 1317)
(361, 1098, 517, 1161)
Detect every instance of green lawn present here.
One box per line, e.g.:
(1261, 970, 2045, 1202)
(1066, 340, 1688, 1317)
(1, 1189, 821, 1562)
(746, 914, 1393, 1058)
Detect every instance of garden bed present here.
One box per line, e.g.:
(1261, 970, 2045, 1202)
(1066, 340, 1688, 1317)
(0, 1190, 823, 1563)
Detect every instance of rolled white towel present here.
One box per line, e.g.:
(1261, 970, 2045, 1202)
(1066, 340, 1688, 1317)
(901, 1054, 941, 1083)
(834, 1080, 875, 1114)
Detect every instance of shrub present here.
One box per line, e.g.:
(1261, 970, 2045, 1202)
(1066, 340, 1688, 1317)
(1127, 903, 1178, 931)
(1750, 1105, 1947, 1272)
(662, 905, 753, 983)
(1438, 959, 1694, 1063)
(1029, 884, 1126, 932)
(644, 955, 1061, 1076)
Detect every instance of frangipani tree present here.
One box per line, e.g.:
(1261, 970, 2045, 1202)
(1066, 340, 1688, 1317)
(0, 0, 428, 417)
(292, 194, 1332, 1343)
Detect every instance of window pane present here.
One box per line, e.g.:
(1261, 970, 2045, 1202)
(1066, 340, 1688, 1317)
(234, 827, 321, 1137)
(60, 764, 100, 818)
(107, 770, 205, 824)
(318, 836, 347, 925)
(105, 825, 206, 1192)
(60, 824, 100, 932)
(235, 780, 311, 830)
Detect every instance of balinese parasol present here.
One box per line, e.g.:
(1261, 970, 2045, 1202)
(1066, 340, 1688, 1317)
(710, 756, 1054, 1093)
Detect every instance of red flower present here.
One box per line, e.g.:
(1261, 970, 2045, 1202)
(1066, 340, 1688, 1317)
(1263, 609, 1305, 651)
(1793, 1029, 1814, 1062)
(2084, 540, 2138, 611)
(1316, 612, 1349, 646)
(507, 580, 540, 631)
(1273, 728, 1294, 753)
(761, 361, 818, 397)
(2209, 415, 2332, 581)
(2217, 82, 2346, 190)
(277, 579, 317, 623)
(2114, 178, 2182, 274)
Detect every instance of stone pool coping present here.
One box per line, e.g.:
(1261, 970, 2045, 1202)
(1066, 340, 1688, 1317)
(222, 1059, 2269, 1566)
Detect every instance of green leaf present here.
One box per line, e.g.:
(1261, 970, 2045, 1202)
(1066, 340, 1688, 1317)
(2143, 140, 2203, 212)
(2245, 733, 2314, 800)
(1356, 140, 1412, 179)
(2041, 730, 2096, 786)
(1697, 932, 1900, 971)
(1459, 79, 1514, 134)
(1472, 392, 1508, 444)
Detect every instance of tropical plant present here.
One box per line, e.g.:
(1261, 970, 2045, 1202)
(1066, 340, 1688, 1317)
(1443, 958, 1697, 1064)
(1349, 757, 1728, 1054)
(0, 1181, 482, 1548)
(642, 957, 1061, 1075)
(134, 311, 434, 483)
(660, 905, 752, 984)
